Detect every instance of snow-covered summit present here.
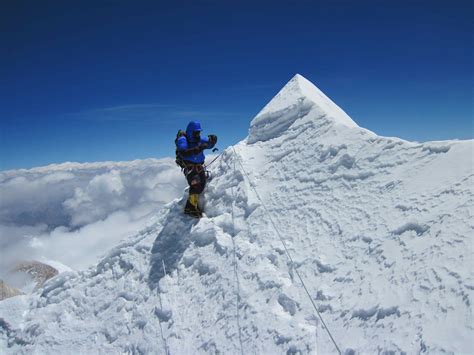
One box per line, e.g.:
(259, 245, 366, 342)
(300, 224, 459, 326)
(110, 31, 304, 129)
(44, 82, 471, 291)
(0, 76, 472, 354)
(248, 74, 359, 144)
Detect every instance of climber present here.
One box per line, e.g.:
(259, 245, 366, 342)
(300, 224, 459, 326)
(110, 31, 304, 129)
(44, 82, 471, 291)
(175, 121, 217, 218)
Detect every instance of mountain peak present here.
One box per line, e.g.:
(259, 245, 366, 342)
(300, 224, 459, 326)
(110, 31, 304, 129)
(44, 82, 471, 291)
(248, 74, 359, 144)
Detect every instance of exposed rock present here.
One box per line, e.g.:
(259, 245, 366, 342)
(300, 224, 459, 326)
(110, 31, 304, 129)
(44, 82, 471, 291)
(13, 261, 59, 290)
(0, 280, 23, 301)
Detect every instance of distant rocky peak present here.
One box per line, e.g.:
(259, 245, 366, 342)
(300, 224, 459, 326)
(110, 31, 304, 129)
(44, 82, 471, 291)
(0, 280, 23, 301)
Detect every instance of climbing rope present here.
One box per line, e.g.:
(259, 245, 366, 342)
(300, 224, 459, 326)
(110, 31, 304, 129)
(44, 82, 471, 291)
(204, 149, 222, 169)
(207, 154, 245, 354)
(229, 156, 245, 355)
(201, 211, 245, 355)
(155, 288, 170, 355)
(231, 146, 342, 355)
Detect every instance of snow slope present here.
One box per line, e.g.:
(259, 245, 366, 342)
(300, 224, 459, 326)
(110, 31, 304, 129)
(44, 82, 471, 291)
(1, 74, 472, 354)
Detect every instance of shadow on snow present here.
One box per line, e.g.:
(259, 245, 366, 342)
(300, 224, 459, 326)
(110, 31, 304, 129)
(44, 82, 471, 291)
(148, 199, 198, 290)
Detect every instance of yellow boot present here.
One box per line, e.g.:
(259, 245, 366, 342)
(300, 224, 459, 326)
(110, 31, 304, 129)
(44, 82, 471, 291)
(184, 193, 202, 218)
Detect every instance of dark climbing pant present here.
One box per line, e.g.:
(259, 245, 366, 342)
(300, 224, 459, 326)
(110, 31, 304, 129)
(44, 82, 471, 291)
(184, 164, 207, 194)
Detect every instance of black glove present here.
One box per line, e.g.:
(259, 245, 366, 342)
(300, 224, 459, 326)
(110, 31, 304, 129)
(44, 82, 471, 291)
(208, 134, 217, 146)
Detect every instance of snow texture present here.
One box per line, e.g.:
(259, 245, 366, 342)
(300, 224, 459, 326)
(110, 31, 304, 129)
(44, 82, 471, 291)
(0, 74, 473, 354)
(248, 74, 358, 144)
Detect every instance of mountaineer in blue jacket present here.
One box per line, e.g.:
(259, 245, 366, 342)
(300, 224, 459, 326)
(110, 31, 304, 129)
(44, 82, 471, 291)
(175, 121, 217, 217)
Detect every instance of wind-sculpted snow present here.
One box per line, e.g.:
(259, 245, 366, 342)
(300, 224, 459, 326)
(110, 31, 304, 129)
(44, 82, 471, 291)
(0, 74, 472, 354)
(248, 74, 358, 144)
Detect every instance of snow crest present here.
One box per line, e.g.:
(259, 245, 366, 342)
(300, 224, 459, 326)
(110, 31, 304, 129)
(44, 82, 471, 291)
(1, 75, 473, 354)
(248, 74, 358, 144)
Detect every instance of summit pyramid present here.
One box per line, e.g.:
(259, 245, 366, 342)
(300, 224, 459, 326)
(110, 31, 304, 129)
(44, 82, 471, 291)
(248, 74, 359, 144)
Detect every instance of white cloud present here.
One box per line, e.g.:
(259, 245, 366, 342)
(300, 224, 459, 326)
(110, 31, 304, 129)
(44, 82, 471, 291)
(0, 158, 186, 272)
(63, 170, 127, 226)
(31, 210, 146, 270)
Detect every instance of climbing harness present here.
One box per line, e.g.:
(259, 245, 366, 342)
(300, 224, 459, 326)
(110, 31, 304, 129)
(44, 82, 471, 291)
(175, 127, 221, 182)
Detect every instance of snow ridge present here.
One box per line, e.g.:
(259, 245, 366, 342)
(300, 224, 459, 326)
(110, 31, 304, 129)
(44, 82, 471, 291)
(248, 74, 358, 144)
(1, 75, 473, 354)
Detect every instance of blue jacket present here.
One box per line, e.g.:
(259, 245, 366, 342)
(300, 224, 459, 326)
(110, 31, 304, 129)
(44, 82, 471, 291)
(176, 121, 216, 164)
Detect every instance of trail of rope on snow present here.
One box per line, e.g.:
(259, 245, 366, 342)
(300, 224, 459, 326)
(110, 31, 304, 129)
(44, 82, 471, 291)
(231, 146, 342, 355)
(229, 156, 245, 355)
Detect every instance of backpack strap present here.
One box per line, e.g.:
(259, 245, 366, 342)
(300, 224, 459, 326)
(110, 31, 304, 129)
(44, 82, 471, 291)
(175, 129, 188, 169)
(175, 129, 186, 143)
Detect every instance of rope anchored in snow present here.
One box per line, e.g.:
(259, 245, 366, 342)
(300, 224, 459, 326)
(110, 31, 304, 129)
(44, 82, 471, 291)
(155, 288, 170, 355)
(228, 154, 245, 355)
(231, 146, 342, 355)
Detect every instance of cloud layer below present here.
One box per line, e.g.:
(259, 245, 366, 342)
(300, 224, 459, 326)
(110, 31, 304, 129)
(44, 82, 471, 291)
(0, 158, 186, 273)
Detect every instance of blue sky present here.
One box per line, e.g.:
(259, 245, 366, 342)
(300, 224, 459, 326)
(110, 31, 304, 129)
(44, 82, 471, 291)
(1, 0, 472, 170)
